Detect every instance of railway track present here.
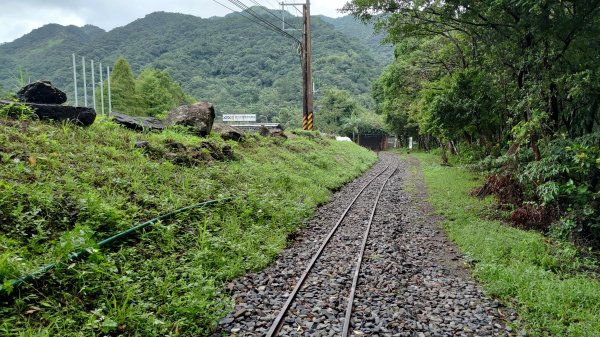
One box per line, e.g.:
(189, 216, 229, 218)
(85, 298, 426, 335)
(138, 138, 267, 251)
(219, 154, 514, 336)
(265, 160, 399, 336)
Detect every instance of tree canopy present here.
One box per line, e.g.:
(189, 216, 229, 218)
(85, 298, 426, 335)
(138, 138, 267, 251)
(345, 0, 600, 244)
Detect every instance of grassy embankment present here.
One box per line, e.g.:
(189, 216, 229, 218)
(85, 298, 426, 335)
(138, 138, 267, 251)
(0, 117, 377, 336)
(411, 152, 600, 336)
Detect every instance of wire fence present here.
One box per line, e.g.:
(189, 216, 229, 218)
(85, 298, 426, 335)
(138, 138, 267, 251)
(71, 53, 112, 117)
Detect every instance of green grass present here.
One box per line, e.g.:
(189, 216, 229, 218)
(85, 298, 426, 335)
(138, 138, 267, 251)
(0, 118, 377, 336)
(411, 152, 600, 336)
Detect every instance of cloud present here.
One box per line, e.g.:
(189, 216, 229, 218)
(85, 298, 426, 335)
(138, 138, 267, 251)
(0, 0, 349, 43)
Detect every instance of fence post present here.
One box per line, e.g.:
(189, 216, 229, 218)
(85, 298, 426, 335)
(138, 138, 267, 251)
(82, 56, 87, 107)
(107, 66, 112, 116)
(99, 62, 105, 117)
(72, 53, 78, 106)
(91, 60, 96, 112)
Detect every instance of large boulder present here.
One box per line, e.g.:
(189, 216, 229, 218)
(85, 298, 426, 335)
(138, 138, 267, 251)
(16, 81, 67, 104)
(111, 111, 164, 131)
(0, 100, 95, 126)
(212, 124, 244, 142)
(164, 102, 215, 136)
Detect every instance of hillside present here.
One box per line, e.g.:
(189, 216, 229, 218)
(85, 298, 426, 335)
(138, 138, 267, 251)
(0, 10, 386, 114)
(320, 15, 393, 62)
(0, 116, 377, 335)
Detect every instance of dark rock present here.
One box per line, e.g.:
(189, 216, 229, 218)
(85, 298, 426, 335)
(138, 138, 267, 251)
(0, 100, 95, 126)
(213, 124, 244, 142)
(111, 111, 164, 131)
(166, 142, 186, 151)
(222, 145, 234, 160)
(16, 80, 67, 104)
(134, 141, 150, 149)
(258, 125, 270, 137)
(201, 141, 223, 161)
(164, 102, 215, 136)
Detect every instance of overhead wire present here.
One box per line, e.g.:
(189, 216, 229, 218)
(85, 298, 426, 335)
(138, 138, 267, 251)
(263, 0, 280, 9)
(213, 0, 293, 38)
(228, 0, 301, 43)
(226, 0, 301, 43)
(247, 0, 300, 30)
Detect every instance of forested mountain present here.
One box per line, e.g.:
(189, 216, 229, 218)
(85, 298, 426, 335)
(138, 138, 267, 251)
(0, 10, 386, 114)
(320, 15, 393, 62)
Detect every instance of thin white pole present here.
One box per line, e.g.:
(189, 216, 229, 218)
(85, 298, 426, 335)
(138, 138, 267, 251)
(91, 60, 96, 111)
(107, 66, 112, 116)
(282, 3, 285, 30)
(82, 56, 87, 107)
(72, 53, 78, 106)
(99, 62, 105, 117)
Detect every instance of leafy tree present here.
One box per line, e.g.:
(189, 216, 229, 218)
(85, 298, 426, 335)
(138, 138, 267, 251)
(345, 0, 600, 155)
(109, 57, 138, 114)
(273, 106, 302, 129)
(317, 88, 360, 134)
(345, 0, 600, 242)
(136, 69, 191, 117)
(316, 87, 385, 137)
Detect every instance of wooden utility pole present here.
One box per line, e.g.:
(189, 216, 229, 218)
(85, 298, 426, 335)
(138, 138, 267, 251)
(281, 1, 313, 130)
(302, 0, 313, 131)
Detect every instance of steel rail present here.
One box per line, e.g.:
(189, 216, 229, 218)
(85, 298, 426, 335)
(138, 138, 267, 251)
(342, 164, 398, 336)
(265, 163, 393, 337)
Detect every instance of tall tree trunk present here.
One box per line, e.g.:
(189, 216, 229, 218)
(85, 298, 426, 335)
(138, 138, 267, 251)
(530, 135, 541, 161)
(440, 141, 449, 165)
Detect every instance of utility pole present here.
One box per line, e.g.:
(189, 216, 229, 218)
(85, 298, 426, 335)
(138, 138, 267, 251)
(302, 0, 313, 130)
(281, 1, 313, 130)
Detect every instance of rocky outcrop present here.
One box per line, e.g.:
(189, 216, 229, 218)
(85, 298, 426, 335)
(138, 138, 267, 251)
(212, 124, 244, 142)
(16, 81, 67, 104)
(111, 111, 164, 131)
(164, 102, 215, 136)
(0, 100, 96, 126)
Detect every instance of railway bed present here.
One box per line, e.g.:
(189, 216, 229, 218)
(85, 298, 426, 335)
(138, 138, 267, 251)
(217, 153, 516, 336)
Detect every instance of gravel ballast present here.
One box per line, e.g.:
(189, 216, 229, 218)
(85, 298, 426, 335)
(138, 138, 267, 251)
(216, 153, 516, 336)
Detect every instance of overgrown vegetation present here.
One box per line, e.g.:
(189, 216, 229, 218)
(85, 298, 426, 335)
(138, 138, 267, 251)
(104, 57, 193, 117)
(413, 152, 600, 336)
(0, 117, 377, 336)
(315, 87, 385, 139)
(346, 0, 600, 246)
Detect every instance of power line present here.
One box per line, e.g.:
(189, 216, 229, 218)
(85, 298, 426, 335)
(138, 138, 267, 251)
(263, 0, 279, 9)
(247, 0, 300, 30)
(229, 0, 294, 37)
(227, 0, 301, 43)
(213, 0, 291, 37)
(292, 5, 303, 17)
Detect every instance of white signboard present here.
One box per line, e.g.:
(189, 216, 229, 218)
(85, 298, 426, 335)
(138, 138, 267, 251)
(409, 137, 413, 150)
(223, 114, 257, 122)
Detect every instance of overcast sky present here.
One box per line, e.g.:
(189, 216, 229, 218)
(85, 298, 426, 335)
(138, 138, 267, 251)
(0, 0, 350, 43)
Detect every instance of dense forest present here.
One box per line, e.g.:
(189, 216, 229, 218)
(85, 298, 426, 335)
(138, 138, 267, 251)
(0, 9, 390, 121)
(346, 0, 600, 246)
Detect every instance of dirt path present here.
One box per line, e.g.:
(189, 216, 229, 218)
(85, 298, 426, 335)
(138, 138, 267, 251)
(215, 153, 515, 336)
